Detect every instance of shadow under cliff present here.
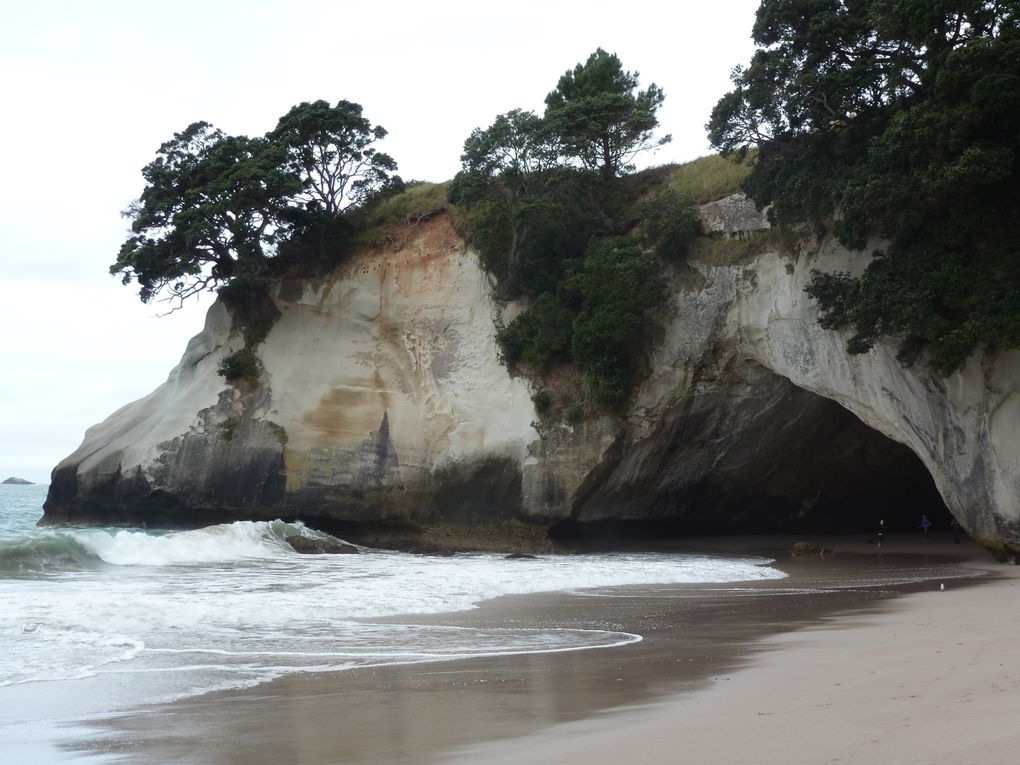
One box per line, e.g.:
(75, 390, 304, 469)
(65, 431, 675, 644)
(553, 359, 949, 549)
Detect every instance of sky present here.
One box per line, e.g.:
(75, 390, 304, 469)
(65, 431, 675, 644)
(0, 0, 762, 483)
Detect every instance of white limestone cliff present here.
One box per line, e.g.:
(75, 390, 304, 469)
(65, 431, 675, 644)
(614, 194, 1019, 557)
(46, 217, 542, 544)
(44, 203, 1020, 557)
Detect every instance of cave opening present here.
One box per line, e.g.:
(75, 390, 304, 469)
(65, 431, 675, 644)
(551, 360, 951, 547)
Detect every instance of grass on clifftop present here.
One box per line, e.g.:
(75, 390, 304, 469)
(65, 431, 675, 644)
(667, 154, 754, 205)
(354, 182, 461, 246)
(353, 154, 751, 251)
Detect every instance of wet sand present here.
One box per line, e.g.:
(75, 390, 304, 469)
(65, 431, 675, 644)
(69, 534, 1003, 764)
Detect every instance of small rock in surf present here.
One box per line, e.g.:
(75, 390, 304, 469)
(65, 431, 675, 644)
(287, 536, 359, 554)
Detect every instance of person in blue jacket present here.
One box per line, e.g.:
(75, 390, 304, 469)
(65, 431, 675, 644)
(919, 514, 932, 542)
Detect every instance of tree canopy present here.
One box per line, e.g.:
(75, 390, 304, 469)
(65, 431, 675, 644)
(269, 100, 397, 217)
(111, 122, 300, 304)
(459, 109, 558, 193)
(450, 48, 674, 289)
(709, 0, 1020, 373)
(545, 48, 671, 179)
(113, 100, 396, 305)
(451, 50, 683, 410)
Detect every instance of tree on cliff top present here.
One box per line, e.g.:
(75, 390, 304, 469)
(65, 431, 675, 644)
(545, 48, 671, 178)
(449, 50, 680, 410)
(113, 101, 397, 305)
(111, 122, 300, 305)
(269, 100, 397, 217)
(458, 109, 559, 198)
(708, 0, 1020, 373)
(450, 109, 564, 283)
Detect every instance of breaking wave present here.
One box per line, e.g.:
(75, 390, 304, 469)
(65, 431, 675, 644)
(0, 520, 344, 572)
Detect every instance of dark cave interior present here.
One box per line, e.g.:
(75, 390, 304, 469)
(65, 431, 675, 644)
(553, 361, 951, 548)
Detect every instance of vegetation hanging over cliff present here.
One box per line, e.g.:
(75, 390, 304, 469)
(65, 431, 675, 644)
(449, 49, 681, 408)
(709, 0, 1020, 374)
(112, 100, 400, 306)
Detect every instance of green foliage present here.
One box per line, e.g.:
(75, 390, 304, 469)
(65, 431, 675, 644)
(709, 1, 1020, 372)
(449, 108, 600, 294)
(531, 389, 552, 415)
(806, 243, 1020, 376)
(456, 195, 513, 278)
(210, 281, 282, 386)
(496, 292, 575, 371)
(452, 166, 603, 296)
(218, 281, 281, 348)
(269, 100, 397, 217)
(274, 213, 356, 273)
(451, 50, 684, 410)
(496, 236, 666, 409)
(459, 109, 558, 190)
(217, 349, 259, 384)
(567, 237, 666, 407)
(545, 48, 671, 179)
(113, 100, 398, 306)
(450, 49, 676, 293)
(565, 403, 584, 424)
(111, 122, 301, 305)
(640, 189, 699, 260)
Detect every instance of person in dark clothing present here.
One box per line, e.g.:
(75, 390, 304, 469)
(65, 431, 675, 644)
(950, 517, 962, 544)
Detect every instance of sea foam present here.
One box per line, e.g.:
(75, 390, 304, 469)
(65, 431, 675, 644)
(0, 516, 785, 705)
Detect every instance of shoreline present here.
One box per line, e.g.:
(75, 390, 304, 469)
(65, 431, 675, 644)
(455, 538, 1018, 765)
(62, 533, 1001, 764)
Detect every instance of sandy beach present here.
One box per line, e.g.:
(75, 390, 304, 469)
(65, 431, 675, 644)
(68, 534, 1014, 764)
(457, 539, 1020, 765)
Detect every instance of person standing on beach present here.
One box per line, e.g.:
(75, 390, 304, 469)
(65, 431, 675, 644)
(919, 514, 932, 543)
(877, 519, 885, 549)
(950, 517, 962, 544)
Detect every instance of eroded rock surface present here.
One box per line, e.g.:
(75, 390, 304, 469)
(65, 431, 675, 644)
(44, 205, 1020, 558)
(45, 217, 539, 546)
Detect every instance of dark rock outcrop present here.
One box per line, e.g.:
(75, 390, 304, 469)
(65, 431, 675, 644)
(287, 536, 359, 554)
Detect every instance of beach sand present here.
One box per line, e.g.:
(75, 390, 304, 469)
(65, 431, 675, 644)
(70, 534, 1016, 764)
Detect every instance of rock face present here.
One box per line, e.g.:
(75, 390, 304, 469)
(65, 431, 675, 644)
(45, 217, 539, 547)
(3, 477, 34, 485)
(43, 206, 1020, 559)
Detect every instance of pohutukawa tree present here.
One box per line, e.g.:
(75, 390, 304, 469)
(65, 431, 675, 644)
(111, 122, 300, 305)
(709, 0, 1020, 374)
(269, 99, 397, 217)
(113, 100, 397, 306)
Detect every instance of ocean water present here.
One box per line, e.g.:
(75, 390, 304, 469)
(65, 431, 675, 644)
(0, 484, 787, 712)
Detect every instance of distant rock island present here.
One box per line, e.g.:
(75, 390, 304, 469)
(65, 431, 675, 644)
(3, 477, 34, 485)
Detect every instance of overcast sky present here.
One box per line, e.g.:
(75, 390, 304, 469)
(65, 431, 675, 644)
(0, 0, 761, 483)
